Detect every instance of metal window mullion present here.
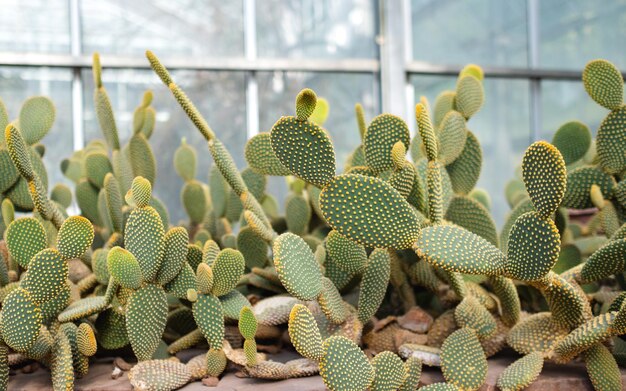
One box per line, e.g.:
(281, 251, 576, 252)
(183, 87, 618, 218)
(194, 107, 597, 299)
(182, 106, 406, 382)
(527, 0, 541, 142)
(244, 0, 259, 140)
(69, 0, 84, 151)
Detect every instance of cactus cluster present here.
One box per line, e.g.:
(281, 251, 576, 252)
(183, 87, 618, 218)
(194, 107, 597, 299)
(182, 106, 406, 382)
(0, 52, 625, 391)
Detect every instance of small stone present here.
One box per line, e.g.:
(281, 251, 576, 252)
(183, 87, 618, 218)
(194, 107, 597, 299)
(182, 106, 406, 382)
(114, 357, 133, 371)
(111, 366, 124, 379)
(202, 376, 220, 387)
(397, 306, 434, 333)
(21, 364, 38, 374)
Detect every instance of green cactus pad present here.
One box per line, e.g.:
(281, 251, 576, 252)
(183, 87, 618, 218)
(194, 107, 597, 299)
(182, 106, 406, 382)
(269, 116, 335, 188)
(192, 294, 224, 348)
(5, 124, 34, 181)
(562, 166, 615, 209)
(455, 75, 484, 119)
(103, 174, 123, 232)
(243, 339, 258, 367)
(596, 105, 626, 174)
(433, 90, 456, 127)
(521, 141, 566, 218)
(95, 308, 129, 350)
(416, 224, 506, 276)
(126, 284, 168, 361)
(84, 151, 112, 189)
(236, 227, 269, 269)
(325, 230, 367, 275)
(496, 352, 543, 391)
(438, 111, 467, 165)
(77, 323, 97, 357)
(505, 212, 560, 281)
(76, 179, 102, 226)
(584, 343, 622, 391)
(285, 193, 311, 235)
(210, 248, 244, 296)
(174, 139, 197, 181)
(551, 121, 592, 165)
(488, 276, 520, 327)
(21, 249, 67, 304)
(154, 227, 189, 286)
(238, 306, 257, 340)
(125, 206, 165, 283)
(205, 348, 228, 377)
(5, 217, 47, 268)
(554, 312, 616, 362)
(129, 133, 156, 185)
(454, 296, 496, 338)
(19, 96, 55, 145)
(0, 148, 19, 193)
(50, 331, 74, 391)
(294, 88, 317, 121)
(128, 359, 192, 391)
(445, 130, 482, 195)
(245, 132, 291, 176)
(415, 103, 438, 161)
(318, 277, 348, 324)
(539, 273, 591, 330)
(364, 114, 410, 173)
(441, 328, 487, 391)
(370, 351, 405, 391)
(358, 249, 391, 323)
(208, 138, 247, 195)
(58, 295, 109, 322)
(582, 59, 624, 110)
(1, 288, 42, 352)
(320, 174, 420, 249)
(195, 264, 214, 295)
(107, 247, 143, 290)
(288, 304, 324, 361)
(445, 195, 498, 247)
(57, 215, 94, 260)
(580, 239, 626, 283)
(131, 176, 152, 208)
(94, 87, 120, 150)
(25, 325, 52, 360)
(182, 180, 208, 224)
(320, 336, 374, 391)
(273, 233, 323, 300)
(399, 356, 422, 391)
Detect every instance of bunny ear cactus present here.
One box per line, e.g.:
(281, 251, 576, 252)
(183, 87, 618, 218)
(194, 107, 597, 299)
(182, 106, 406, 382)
(92, 53, 120, 150)
(319, 336, 374, 391)
(364, 114, 410, 173)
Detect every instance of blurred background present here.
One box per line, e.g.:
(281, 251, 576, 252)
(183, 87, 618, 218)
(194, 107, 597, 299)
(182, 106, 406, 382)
(1, 0, 625, 224)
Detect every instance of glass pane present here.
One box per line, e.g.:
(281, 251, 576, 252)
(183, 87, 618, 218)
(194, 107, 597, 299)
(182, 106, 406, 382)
(410, 75, 531, 225)
(540, 0, 626, 70)
(541, 80, 607, 140)
(0, 67, 73, 189)
(256, 0, 378, 59)
(81, 0, 244, 57)
(410, 0, 528, 67)
(0, 0, 70, 53)
(257, 71, 377, 203)
(82, 68, 246, 223)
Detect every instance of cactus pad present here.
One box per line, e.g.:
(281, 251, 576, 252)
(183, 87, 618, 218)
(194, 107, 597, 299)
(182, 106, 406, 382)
(57, 216, 94, 260)
(551, 121, 592, 165)
(554, 312, 616, 362)
(580, 239, 626, 283)
(325, 230, 367, 275)
(364, 114, 410, 173)
(505, 212, 560, 281)
(562, 166, 615, 209)
(596, 106, 626, 174)
(319, 336, 374, 391)
(454, 296, 496, 338)
(126, 285, 168, 361)
(446, 130, 482, 195)
(318, 277, 348, 324)
(19, 96, 55, 145)
(358, 249, 391, 323)
(496, 352, 543, 391)
(270, 116, 335, 188)
(582, 59, 624, 110)
(238, 306, 257, 340)
(455, 75, 484, 119)
(77, 323, 97, 357)
(192, 294, 224, 348)
(288, 304, 323, 361)
(245, 132, 291, 176)
(440, 328, 487, 391)
(320, 174, 420, 249)
(1, 288, 42, 352)
(128, 359, 192, 391)
(125, 206, 165, 283)
(416, 224, 506, 276)
(22, 249, 67, 304)
(521, 141, 566, 218)
(445, 195, 498, 246)
(370, 351, 405, 391)
(273, 233, 323, 301)
(107, 247, 143, 290)
(210, 248, 244, 296)
(438, 111, 467, 165)
(5, 217, 46, 268)
(156, 227, 189, 286)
